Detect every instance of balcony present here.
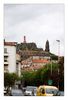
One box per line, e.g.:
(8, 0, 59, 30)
(4, 53, 9, 57)
(4, 61, 9, 65)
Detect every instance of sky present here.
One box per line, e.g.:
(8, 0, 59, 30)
(4, 4, 64, 56)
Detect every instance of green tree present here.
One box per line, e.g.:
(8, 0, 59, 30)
(4, 73, 18, 88)
(21, 62, 61, 87)
(58, 57, 64, 91)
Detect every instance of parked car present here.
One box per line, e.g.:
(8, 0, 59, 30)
(21, 87, 26, 92)
(24, 86, 37, 96)
(36, 85, 60, 96)
(59, 91, 64, 96)
(4, 87, 11, 96)
(4, 88, 7, 95)
(10, 89, 23, 96)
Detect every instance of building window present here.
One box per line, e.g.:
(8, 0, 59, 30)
(4, 66, 8, 72)
(4, 60, 7, 62)
(4, 48, 7, 53)
(4, 56, 8, 62)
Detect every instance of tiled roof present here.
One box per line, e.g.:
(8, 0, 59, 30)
(32, 59, 49, 63)
(4, 42, 17, 46)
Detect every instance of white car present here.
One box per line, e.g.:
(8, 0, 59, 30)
(24, 86, 37, 96)
(11, 89, 23, 96)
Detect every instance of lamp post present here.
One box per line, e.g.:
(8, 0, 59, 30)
(56, 40, 60, 89)
(56, 40, 60, 61)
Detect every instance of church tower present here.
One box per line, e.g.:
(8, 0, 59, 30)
(45, 40, 50, 52)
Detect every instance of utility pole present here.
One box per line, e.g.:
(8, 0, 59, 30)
(56, 40, 60, 61)
(56, 40, 60, 89)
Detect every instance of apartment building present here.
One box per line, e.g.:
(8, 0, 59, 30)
(4, 41, 17, 73)
(16, 53, 21, 76)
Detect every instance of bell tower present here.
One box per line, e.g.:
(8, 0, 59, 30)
(45, 40, 50, 52)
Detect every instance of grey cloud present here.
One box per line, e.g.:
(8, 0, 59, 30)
(4, 4, 64, 26)
(4, 4, 64, 56)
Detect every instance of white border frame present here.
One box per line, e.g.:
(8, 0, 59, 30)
(0, 0, 67, 100)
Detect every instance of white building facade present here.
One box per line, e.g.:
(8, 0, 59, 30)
(16, 53, 21, 77)
(4, 42, 17, 73)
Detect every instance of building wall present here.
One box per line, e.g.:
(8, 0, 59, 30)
(33, 62, 47, 66)
(16, 62, 21, 77)
(16, 54, 21, 61)
(4, 45, 16, 73)
(16, 54, 21, 76)
(32, 56, 50, 60)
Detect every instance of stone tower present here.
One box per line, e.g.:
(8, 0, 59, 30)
(45, 40, 50, 52)
(23, 36, 26, 43)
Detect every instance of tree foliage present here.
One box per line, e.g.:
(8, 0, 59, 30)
(21, 61, 64, 90)
(49, 53, 58, 60)
(4, 73, 19, 88)
(58, 57, 64, 91)
(21, 62, 59, 86)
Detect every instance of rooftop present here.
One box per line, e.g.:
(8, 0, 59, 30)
(4, 42, 17, 46)
(32, 59, 49, 63)
(21, 50, 50, 56)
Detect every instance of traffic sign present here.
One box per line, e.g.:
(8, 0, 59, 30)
(48, 80, 53, 85)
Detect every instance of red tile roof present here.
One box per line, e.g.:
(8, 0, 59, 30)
(32, 59, 48, 63)
(4, 42, 17, 46)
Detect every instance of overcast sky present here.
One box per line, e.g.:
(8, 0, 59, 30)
(4, 4, 64, 56)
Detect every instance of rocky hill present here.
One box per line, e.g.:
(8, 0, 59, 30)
(16, 42, 43, 52)
(16, 42, 58, 60)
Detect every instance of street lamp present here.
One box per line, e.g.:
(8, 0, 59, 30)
(56, 40, 60, 61)
(56, 40, 60, 74)
(56, 40, 60, 89)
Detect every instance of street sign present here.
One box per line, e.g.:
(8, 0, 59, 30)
(48, 80, 53, 85)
